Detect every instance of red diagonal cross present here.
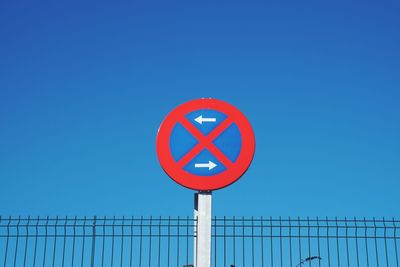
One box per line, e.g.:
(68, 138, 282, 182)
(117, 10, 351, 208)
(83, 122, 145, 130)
(176, 116, 234, 169)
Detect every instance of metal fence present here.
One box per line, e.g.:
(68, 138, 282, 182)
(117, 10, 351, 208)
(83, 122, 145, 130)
(211, 217, 399, 267)
(0, 216, 194, 267)
(0, 216, 399, 267)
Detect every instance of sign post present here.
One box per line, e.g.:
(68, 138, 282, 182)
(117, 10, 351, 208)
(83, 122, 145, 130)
(156, 98, 255, 267)
(194, 192, 212, 267)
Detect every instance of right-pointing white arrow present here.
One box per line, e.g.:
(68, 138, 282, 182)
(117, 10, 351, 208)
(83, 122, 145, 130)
(194, 161, 217, 170)
(194, 115, 217, 125)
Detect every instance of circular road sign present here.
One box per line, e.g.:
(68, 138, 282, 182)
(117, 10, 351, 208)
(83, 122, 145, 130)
(156, 98, 255, 191)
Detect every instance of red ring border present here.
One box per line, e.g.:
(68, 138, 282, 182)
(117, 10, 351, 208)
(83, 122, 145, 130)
(156, 98, 255, 191)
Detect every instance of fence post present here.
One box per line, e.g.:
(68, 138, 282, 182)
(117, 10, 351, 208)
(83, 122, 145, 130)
(194, 192, 212, 267)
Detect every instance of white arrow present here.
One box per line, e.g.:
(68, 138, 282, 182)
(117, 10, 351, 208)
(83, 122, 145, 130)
(194, 161, 217, 170)
(194, 115, 217, 125)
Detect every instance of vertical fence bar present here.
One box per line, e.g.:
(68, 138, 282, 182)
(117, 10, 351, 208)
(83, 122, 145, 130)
(307, 217, 311, 267)
(364, 218, 370, 267)
(62, 216, 67, 267)
(298, 217, 302, 267)
(355, 217, 360, 267)
(158, 216, 161, 267)
(214, 216, 216, 267)
(233, 216, 236, 267)
(120, 216, 124, 267)
(43, 216, 49, 267)
(279, 217, 282, 267)
(13, 216, 21, 267)
(51, 216, 58, 267)
(345, 217, 350, 267)
(111, 217, 115, 267)
(251, 216, 254, 267)
(242, 216, 245, 267)
(261, 216, 264, 267)
(326, 217, 331, 267)
(130, 216, 134, 267)
(224, 216, 227, 267)
(317, 217, 321, 267)
(81, 217, 87, 267)
(383, 217, 389, 267)
(139, 216, 143, 267)
(33, 216, 39, 267)
(72, 216, 77, 267)
(374, 217, 380, 267)
(270, 216, 274, 267)
(177, 216, 180, 267)
(336, 217, 340, 267)
(167, 216, 170, 267)
(394, 218, 399, 267)
(289, 217, 293, 267)
(91, 216, 97, 267)
(101, 216, 106, 267)
(23, 216, 30, 267)
(149, 216, 152, 267)
(186, 216, 189, 266)
(1, 216, 5, 267)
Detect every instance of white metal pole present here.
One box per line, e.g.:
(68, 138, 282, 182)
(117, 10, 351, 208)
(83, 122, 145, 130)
(194, 191, 212, 267)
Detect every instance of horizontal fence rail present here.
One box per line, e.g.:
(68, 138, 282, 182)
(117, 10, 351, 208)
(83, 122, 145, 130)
(0, 216, 399, 266)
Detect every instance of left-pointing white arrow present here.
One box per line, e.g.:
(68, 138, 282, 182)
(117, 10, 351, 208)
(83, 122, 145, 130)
(194, 161, 217, 170)
(194, 115, 217, 125)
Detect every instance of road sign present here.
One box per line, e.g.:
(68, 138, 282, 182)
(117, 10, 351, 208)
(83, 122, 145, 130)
(156, 98, 255, 191)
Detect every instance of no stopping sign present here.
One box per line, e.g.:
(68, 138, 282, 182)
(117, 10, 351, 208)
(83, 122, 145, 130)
(156, 98, 255, 191)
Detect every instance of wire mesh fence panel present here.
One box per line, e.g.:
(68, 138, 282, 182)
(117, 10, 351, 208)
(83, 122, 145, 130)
(211, 217, 400, 267)
(0, 216, 195, 267)
(1, 216, 399, 267)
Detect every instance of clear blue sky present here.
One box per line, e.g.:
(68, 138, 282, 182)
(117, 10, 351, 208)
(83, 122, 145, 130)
(0, 0, 399, 218)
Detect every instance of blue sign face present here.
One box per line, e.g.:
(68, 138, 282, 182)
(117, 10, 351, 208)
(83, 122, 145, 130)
(169, 109, 242, 176)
